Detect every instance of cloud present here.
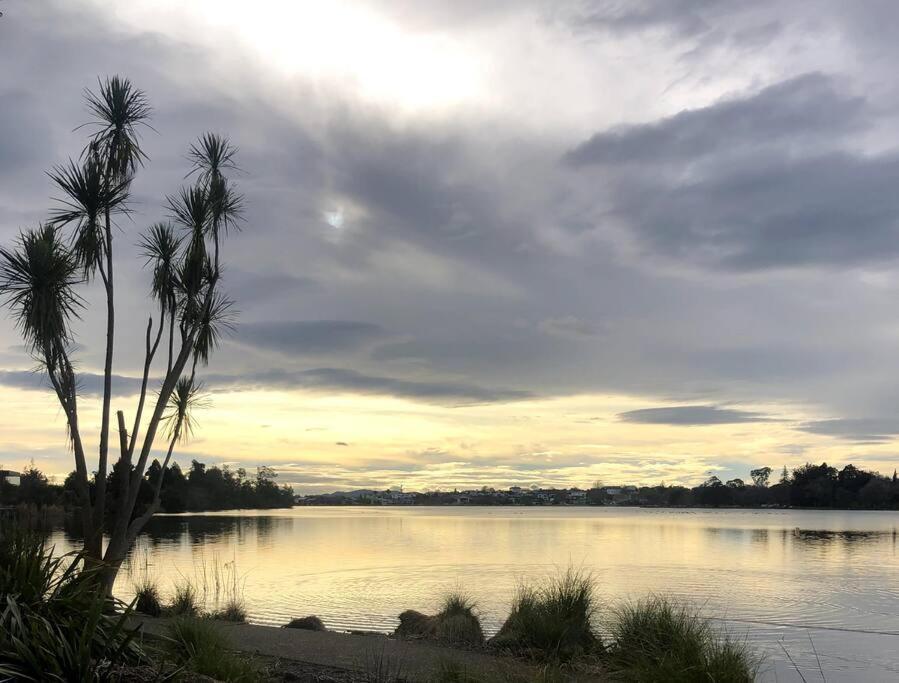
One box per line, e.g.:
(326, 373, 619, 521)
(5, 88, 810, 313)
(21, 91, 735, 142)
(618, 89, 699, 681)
(565, 74, 863, 167)
(619, 405, 774, 425)
(798, 418, 899, 443)
(235, 320, 386, 356)
(538, 316, 602, 339)
(0, 370, 144, 397)
(206, 367, 534, 404)
(566, 72, 899, 270)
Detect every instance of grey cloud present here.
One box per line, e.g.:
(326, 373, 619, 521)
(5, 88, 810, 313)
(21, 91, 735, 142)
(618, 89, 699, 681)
(227, 269, 316, 305)
(568, 73, 899, 270)
(235, 320, 385, 356)
(566, 0, 786, 53)
(798, 418, 899, 443)
(571, 0, 718, 38)
(619, 405, 774, 425)
(538, 316, 602, 339)
(0, 370, 144, 397)
(566, 74, 863, 166)
(206, 367, 533, 404)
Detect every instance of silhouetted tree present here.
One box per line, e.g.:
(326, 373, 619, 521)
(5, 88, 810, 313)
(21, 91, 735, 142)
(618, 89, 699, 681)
(750, 466, 772, 488)
(0, 77, 242, 590)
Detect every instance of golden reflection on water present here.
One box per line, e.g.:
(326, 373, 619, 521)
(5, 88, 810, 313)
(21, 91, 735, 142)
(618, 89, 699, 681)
(52, 507, 899, 681)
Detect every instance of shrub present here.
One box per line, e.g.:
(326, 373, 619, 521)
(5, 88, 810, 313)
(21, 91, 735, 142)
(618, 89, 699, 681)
(491, 569, 598, 661)
(435, 592, 484, 646)
(606, 596, 758, 682)
(0, 527, 143, 680)
(285, 615, 327, 630)
(168, 581, 200, 616)
(210, 596, 248, 623)
(395, 590, 484, 646)
(133, 578, 163, 617)
(165, 616, 259, 682)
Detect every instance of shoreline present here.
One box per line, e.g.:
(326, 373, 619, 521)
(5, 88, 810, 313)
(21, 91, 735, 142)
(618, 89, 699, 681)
(133, 616, 547, 682)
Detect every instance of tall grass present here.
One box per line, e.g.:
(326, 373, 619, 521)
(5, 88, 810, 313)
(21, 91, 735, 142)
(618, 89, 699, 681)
(160, 553, 247, 620)
(165, 616, 258, 682)
(133, 576, 163, 617)
(169, 581, 200, 616)
(491, 569, 599, 661)
(606, 596, 758, 682)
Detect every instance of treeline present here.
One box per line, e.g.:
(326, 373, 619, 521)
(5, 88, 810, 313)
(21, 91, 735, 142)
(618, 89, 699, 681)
(1, 460, 294, 513)
(304, 462, 899, 510)
(623, 463, 899, 509)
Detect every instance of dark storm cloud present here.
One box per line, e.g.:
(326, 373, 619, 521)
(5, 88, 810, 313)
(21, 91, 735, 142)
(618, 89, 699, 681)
(236, 320, 386, 356)
(619, 405, 773, 425)
(798, 418, 899, 443)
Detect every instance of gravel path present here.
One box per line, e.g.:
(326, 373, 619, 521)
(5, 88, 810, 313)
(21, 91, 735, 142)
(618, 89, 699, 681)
(133, 617, 540, 681)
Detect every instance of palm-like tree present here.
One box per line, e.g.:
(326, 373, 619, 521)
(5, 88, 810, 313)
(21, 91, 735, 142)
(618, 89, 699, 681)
(0, 76, 243, 589)
(0, 225, 94, 535)
(82, 75, 151, 182)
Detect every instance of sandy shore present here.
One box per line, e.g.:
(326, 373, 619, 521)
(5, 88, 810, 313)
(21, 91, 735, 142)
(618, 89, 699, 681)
(133, 617, 547, 681)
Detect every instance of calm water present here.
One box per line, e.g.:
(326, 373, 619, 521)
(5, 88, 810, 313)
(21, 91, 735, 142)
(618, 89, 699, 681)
(53, 506, 899, 681)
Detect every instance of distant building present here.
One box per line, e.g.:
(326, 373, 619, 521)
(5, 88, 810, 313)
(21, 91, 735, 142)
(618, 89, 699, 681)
(568, 489, 587, 504)
(0, 470, 20, 487)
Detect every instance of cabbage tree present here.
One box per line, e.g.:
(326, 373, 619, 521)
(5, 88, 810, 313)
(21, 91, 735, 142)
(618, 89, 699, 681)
(0, 76, 241, 590)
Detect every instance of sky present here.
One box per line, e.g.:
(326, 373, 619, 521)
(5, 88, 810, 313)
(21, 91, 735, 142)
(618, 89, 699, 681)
(3, 1, 899, 493)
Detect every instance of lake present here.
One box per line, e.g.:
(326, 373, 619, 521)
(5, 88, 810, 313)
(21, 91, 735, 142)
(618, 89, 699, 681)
(52, 506, 899, 681)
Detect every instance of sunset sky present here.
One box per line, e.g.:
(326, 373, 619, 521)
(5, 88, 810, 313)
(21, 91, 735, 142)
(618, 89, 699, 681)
(3, 1, 899, 492)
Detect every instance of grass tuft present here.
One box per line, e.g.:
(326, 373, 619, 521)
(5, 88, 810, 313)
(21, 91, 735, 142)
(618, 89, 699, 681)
(395, 590, 484, 646)
(606, 596, 758, 682)
(133, 577, 163, 617)
(491, 568, 599, 661)
(165, 616, 259, 682)
(168, 580, 200, 616)
(210, 596, 248, 623)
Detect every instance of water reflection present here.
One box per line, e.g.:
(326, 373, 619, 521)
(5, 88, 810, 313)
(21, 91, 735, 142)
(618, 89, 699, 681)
(48, 507, 899, 682)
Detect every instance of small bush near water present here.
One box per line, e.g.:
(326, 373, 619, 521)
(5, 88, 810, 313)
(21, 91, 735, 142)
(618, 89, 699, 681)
(395, 591, 484, 646)
(491, 569, 599, 661)
(133, 577, 163, 617)
(606, 596, 758, 682)
(168, 581, 200, 616)
(210, 596, 248, 623)
(0, 527, 143, 681)
(165, 616, 259, 682)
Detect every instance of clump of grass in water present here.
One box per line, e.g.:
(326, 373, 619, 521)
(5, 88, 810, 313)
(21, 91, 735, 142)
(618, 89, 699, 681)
(606, 596, 758, 683)
(491, 568, 599, 661)
(165, 616, 259, 682)
(168, 580, 200, 616)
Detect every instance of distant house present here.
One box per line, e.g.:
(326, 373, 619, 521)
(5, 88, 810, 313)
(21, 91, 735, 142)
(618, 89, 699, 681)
(568, 489, 587, 504)
(600, 486, 637, 505)
(0, 470, 20, 487)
